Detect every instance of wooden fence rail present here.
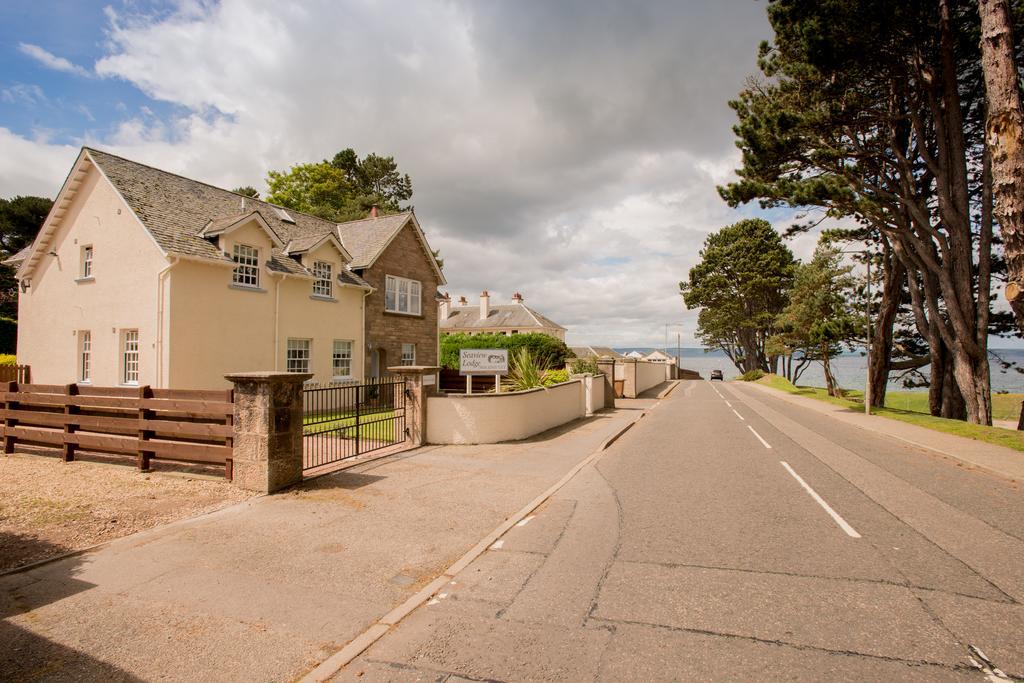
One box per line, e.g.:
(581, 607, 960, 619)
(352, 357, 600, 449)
(0, 382, 234, 479)
(0, 365, 31, 383)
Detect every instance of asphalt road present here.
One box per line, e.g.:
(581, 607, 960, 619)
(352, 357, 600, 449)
(338, 379, 1024, 682)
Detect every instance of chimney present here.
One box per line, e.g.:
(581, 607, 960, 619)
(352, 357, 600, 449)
(370, 205, 379, 218)
(512, 292, 523, 304)
(458, 295, 468, 306)
(479, 290, 490, 320)
(439, 291, 451, 320)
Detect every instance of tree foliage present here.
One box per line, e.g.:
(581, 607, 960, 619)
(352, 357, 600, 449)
(680, 218, 796, 373)
(0, 195, 52, 320)
(232, 186, 260, 198)
(266, 148, 412, 223)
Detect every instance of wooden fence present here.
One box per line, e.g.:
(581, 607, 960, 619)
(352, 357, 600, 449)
(1, 382, 234, 478)
(0, 365, 30, 383)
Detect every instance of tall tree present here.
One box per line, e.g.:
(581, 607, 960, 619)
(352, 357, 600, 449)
(0, 196, 52, 319)
(232, 186, 260, 198)
(777, 243, 859, 397)
(721, 0, 1001, 424)
(681, 218, 796, 373)
(979, 0, 1024, 333)
(266, 148, 412, 223)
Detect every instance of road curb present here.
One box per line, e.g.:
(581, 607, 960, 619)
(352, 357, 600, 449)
(745, 382, 1023, 482)
(298, 406, 651, 682)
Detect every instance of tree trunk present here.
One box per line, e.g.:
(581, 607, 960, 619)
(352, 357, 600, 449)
(869, 249, 905, 408)
(821, 343, 838, 397)
(979, 0, 1024, 334)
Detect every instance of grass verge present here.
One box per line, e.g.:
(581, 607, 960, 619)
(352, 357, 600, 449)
(753, 374, 1024, 453)
(304, 409, 396, 441)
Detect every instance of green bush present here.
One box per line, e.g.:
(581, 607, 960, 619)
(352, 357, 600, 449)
(568, 358, 599, 375)
(0, 318, 15, 354)
(440, 332, 572, 371)
(543, 369, 569, 386)
(0, 354, 15, 366)
(739, 369, 765, 382)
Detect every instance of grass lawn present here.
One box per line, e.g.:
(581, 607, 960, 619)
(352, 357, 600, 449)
(753, 374, 1024, 454)
(303, 408, 397, 441)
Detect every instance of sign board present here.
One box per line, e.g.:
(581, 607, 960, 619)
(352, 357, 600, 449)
(423, 374, 436, 386)
(459, 349, 509, 375)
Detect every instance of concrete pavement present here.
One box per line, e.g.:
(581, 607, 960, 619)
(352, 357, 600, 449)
(1, 406, 643, 682)
(338, 379, 1023, 681)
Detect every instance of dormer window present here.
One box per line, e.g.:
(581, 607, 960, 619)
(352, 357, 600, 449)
(232, 244, 260, 288)
(312, 261, 333, 298)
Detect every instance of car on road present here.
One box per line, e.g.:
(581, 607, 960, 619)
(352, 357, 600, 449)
(710, 369, 724, 381)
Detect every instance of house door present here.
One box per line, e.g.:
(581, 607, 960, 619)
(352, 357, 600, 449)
(372, 348, 387, 378)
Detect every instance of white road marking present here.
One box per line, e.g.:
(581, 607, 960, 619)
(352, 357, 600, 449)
(731, 408, 745, 421)
(724, 400, 733, 407)
(490, 540, 504, 550)
(747, 425, 771, 449)
(779, 461, 861, 538)
(516, 516, 535, 527)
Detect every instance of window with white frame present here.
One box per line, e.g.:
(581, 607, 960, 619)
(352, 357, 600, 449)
(232, 244, 260, 288)
(287, 338, 311, 373)
(81, 246, 93, 278)
(121, 329, 139, 385)
(332, 340, 353, 378)
(401, 343, 416, 366)
(313, 261, 333, 298)
(79, 331, 91, 382)
(385, 275, 421, 315)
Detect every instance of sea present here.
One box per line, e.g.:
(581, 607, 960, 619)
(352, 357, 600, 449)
(613, 347, 1024, 394)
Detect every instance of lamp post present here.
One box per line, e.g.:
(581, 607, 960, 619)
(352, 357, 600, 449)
(664, 322, 685, 364)
(840, 249, 873, 416)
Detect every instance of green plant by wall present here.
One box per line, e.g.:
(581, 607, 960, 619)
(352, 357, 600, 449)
(542, 369, 569, 386)
(504, 347, 547, 391)
(0, 354, 15, 366)
(0, 318, 15, 354)
(440, 332, 572, 371)
(568, 358, 599, 375)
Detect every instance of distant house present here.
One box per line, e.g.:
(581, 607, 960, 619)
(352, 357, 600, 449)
(11, 147, 444, 389)
(644, 349, 675, 363)
(439, 291, 566, 340)
(570, 345, 623, 360)
(624, 350, 645, 359)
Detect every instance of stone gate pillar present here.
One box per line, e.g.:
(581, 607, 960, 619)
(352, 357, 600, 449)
(225, 371, 311, 493)
(388, 365, 440, 447)
(595, 359, 617, 408)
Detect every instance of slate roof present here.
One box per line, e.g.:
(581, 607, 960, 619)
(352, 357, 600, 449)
(440, 303, 566, 332)
(335, 213, 412, 269)
(569, 346, 622, 359)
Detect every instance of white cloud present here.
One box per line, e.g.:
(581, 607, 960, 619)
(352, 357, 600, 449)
(1, 83, 46, 106)
(1, 0, 774, 347)
(17, 43, 92, 78)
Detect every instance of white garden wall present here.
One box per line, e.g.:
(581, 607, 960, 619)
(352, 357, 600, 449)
(427, 377, 604, 444)
(635, 361, 668, 395)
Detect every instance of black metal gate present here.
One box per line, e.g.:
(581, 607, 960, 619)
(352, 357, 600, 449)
(302, 376, 408, 472)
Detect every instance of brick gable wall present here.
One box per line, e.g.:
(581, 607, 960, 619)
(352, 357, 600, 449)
(358, 222, 441, 375)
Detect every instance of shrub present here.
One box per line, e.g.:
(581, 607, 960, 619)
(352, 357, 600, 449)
(440, 332, 572, 371)
(568, 358, 599, 375)
(0, 318, 15, 354)
(0, 354, 15, 366)
(739, 369, 765, 382)
(543, 369, 569, 386)
(504, 347, 547, 391)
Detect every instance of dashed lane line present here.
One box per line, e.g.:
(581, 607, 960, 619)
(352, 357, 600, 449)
(731, 408, 746, 422)
(747, 425, 772, 449)
(780, 461, 862, 539)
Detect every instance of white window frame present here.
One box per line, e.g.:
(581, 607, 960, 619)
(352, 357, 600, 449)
(385, 275, 422, 315)
(401, 343, 416, 366)
(78, 330, 91, 383)
(332, 340, 353, 379)
(81, 245, 93, 279)
(312, 261, 333, 298)
(286, 338, 311, 374)
(121, 329, 139, 385)
(232, 244, 260, 288)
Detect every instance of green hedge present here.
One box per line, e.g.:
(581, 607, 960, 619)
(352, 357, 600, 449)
(0, 318, 15, 355)
(440, 332, 573, 371)
(0, 354, 15, 366)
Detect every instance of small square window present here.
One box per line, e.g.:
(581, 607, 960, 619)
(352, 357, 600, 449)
(313, 261, 333, 298)
(232, 244, 260, 288)
(401, 343, 416, 366)
(287, 338, 311, 373)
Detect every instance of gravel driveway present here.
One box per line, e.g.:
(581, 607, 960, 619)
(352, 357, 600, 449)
(0, 452, 253, 572)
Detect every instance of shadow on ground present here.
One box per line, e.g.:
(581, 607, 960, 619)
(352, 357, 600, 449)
(1, 537, 140, 681)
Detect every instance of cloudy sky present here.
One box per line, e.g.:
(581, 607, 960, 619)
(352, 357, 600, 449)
(0, 0, 823, 348)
